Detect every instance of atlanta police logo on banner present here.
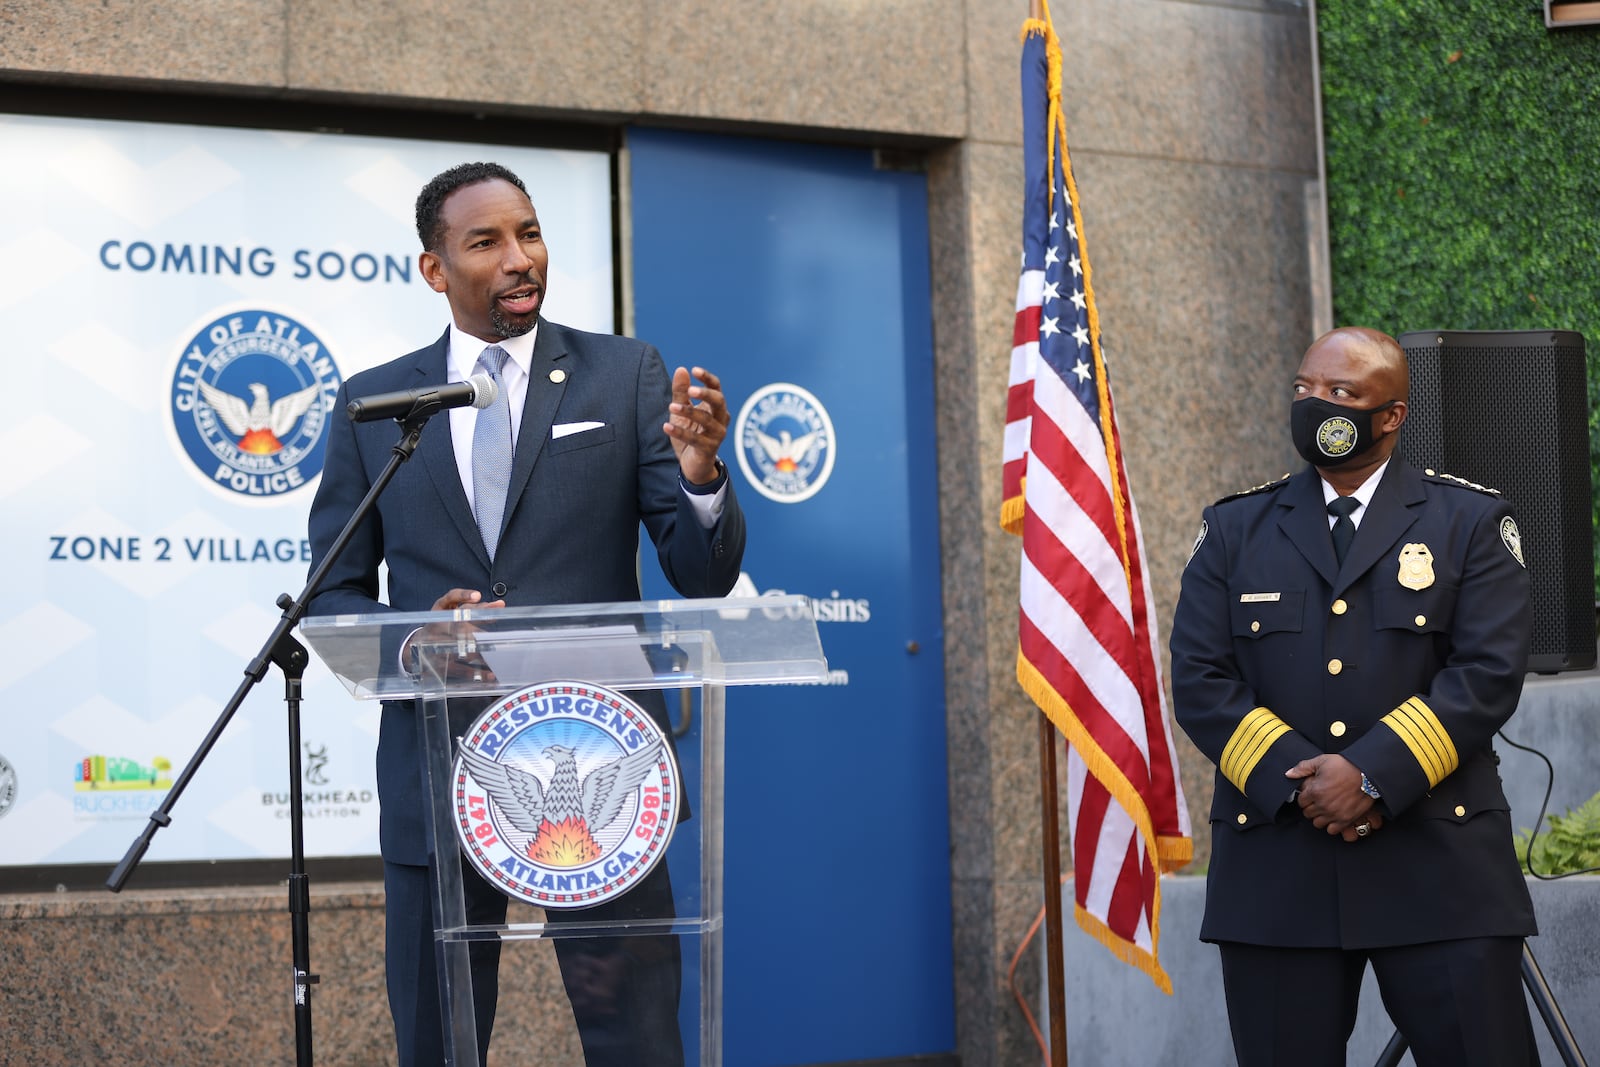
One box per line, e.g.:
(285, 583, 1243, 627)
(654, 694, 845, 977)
(454, 681, 679, 909)
(169, 308, 342, 500)
(734, 382, 836, 503)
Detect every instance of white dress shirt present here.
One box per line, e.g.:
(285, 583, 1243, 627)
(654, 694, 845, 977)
(1319, 457, 1389, 532)
(442, 322, 724, 527)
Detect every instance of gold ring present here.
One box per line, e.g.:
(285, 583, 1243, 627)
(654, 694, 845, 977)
(1355, 822, 1371, 838)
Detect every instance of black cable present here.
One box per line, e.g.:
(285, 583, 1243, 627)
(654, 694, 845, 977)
(1497, 727, 1600, 880)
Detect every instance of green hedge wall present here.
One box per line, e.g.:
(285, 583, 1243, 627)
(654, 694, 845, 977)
(1318, 1, 1600, 599)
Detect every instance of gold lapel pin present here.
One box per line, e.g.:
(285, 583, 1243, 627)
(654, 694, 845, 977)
(549, 368, 567, 384)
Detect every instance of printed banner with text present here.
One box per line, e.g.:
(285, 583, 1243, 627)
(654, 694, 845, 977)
(0, 113, 613, 868)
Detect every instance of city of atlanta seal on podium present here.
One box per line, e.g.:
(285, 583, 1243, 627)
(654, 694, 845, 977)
(453, 681, 680, 909)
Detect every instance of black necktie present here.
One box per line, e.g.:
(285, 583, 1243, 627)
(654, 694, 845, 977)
(1328, 495, 1360, 565)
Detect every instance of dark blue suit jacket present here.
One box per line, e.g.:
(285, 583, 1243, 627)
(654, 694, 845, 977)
(1170, 459, 1535, 949)
(306, 320, 745, 864)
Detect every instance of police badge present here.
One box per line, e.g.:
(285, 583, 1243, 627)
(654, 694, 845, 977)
(1397, 543, 1435, 590)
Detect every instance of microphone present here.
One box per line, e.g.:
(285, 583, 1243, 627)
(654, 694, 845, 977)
(346, 373, 498, 423)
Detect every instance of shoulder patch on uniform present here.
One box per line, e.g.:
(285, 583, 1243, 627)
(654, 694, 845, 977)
(1214, 473, 1291, 506)
(1500, 516, 1526, 567)
(1419, 468, 1501, 496)
(1187, 518, 1208, 562)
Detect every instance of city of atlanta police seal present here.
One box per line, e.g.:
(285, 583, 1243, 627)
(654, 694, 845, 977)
(453, 682, 680, 909)
(734, 382, 836, 504)
(1316, 413, 1358, 458)
(169, 308, 342, 501)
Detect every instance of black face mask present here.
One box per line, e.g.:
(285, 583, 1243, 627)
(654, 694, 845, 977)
(1291, 396, 1396, 467)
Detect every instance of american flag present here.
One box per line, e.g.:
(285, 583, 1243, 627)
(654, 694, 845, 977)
(1002, 9, 1192, 992)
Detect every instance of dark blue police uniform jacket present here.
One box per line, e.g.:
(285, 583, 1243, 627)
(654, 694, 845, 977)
(1170, 459, 1536, 949)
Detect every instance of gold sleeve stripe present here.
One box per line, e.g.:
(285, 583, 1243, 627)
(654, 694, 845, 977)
(1380, 696, 1459, 788)
(1220, 707, 1290, 793)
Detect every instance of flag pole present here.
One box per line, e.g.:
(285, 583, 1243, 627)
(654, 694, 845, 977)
(1038, 714, 1069, 1065)
(1026, 2, 1069, 1059)
(1009, 0, 1193, 1043)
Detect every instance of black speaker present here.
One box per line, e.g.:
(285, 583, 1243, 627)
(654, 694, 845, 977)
(1396, 330, 1594, 673)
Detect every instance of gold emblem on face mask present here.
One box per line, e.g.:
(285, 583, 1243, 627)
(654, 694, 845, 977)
(1397, 543, 1435, 590)
(1317, 416, 1358, 457)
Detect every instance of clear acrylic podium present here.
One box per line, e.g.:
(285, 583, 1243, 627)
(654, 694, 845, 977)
(300, 596, 827, 1066)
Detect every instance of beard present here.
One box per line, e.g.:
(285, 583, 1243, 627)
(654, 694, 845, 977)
(490, 304, 538, 339)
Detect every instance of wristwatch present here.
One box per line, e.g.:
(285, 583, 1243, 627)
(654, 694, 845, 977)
(1360, 773, 1382, 800)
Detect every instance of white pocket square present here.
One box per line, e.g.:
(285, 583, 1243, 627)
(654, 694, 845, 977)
(552, 421, 606, 440)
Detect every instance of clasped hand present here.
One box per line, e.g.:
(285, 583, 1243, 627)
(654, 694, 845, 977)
(1286, 753, 1382, 843)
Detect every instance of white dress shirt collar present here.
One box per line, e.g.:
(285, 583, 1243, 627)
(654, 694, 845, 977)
(447, 322, 537, 382)
(1319, 457, 1389, 529)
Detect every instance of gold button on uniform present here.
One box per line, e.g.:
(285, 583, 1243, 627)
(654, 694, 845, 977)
(1237, 814, 1248, 825)
(1330, 721, 1347, 737)
(1328, 658, 1343, 675)
(1415, 615, 1427, 627)
(1332, 599, 1348, 615)
(1455, 805, 1467, 817)
(1251, 621, 1261, 633)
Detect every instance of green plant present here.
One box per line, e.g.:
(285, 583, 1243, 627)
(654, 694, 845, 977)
(1513, 789, 1600, 877)
(1318, 2, 1600, 599)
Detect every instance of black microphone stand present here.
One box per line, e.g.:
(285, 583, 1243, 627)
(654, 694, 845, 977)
(108, 399, 446, 1067)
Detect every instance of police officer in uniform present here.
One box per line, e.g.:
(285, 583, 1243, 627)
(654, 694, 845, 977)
(1170, 327, 1540, 1066)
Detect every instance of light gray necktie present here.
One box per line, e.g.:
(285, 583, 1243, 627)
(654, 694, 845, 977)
(471, 345, 513, 561)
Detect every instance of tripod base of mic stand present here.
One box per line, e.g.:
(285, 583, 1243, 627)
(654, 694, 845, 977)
(1373, 941, 1586, 1067)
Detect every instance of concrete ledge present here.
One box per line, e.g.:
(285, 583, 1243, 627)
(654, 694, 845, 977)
(1058, 875, 1600, 1065)
(1502, 665, 1600, 832)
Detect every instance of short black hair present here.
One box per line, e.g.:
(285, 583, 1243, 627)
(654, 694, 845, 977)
(415, 162, 528, 251)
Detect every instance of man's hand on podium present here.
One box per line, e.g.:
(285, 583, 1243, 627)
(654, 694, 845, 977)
(403, 587, 507, 683)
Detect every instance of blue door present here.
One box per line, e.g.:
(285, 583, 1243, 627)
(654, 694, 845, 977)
(629, 128, 954, 1066)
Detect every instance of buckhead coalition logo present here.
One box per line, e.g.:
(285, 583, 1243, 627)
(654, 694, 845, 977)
(454, 682, 680, 910)
(169, 309, 342, 499)
(734, 382, 836, 503)
(303, 742, 331, 786)
(260, 740, 373, 820)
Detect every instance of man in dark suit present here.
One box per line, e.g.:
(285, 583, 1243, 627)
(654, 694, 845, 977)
(1170, 327, 1539, 1066)
(306, 162, 745, 1067)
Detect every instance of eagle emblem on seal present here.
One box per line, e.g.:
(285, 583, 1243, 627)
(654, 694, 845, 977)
(459, 740, 666, 867)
